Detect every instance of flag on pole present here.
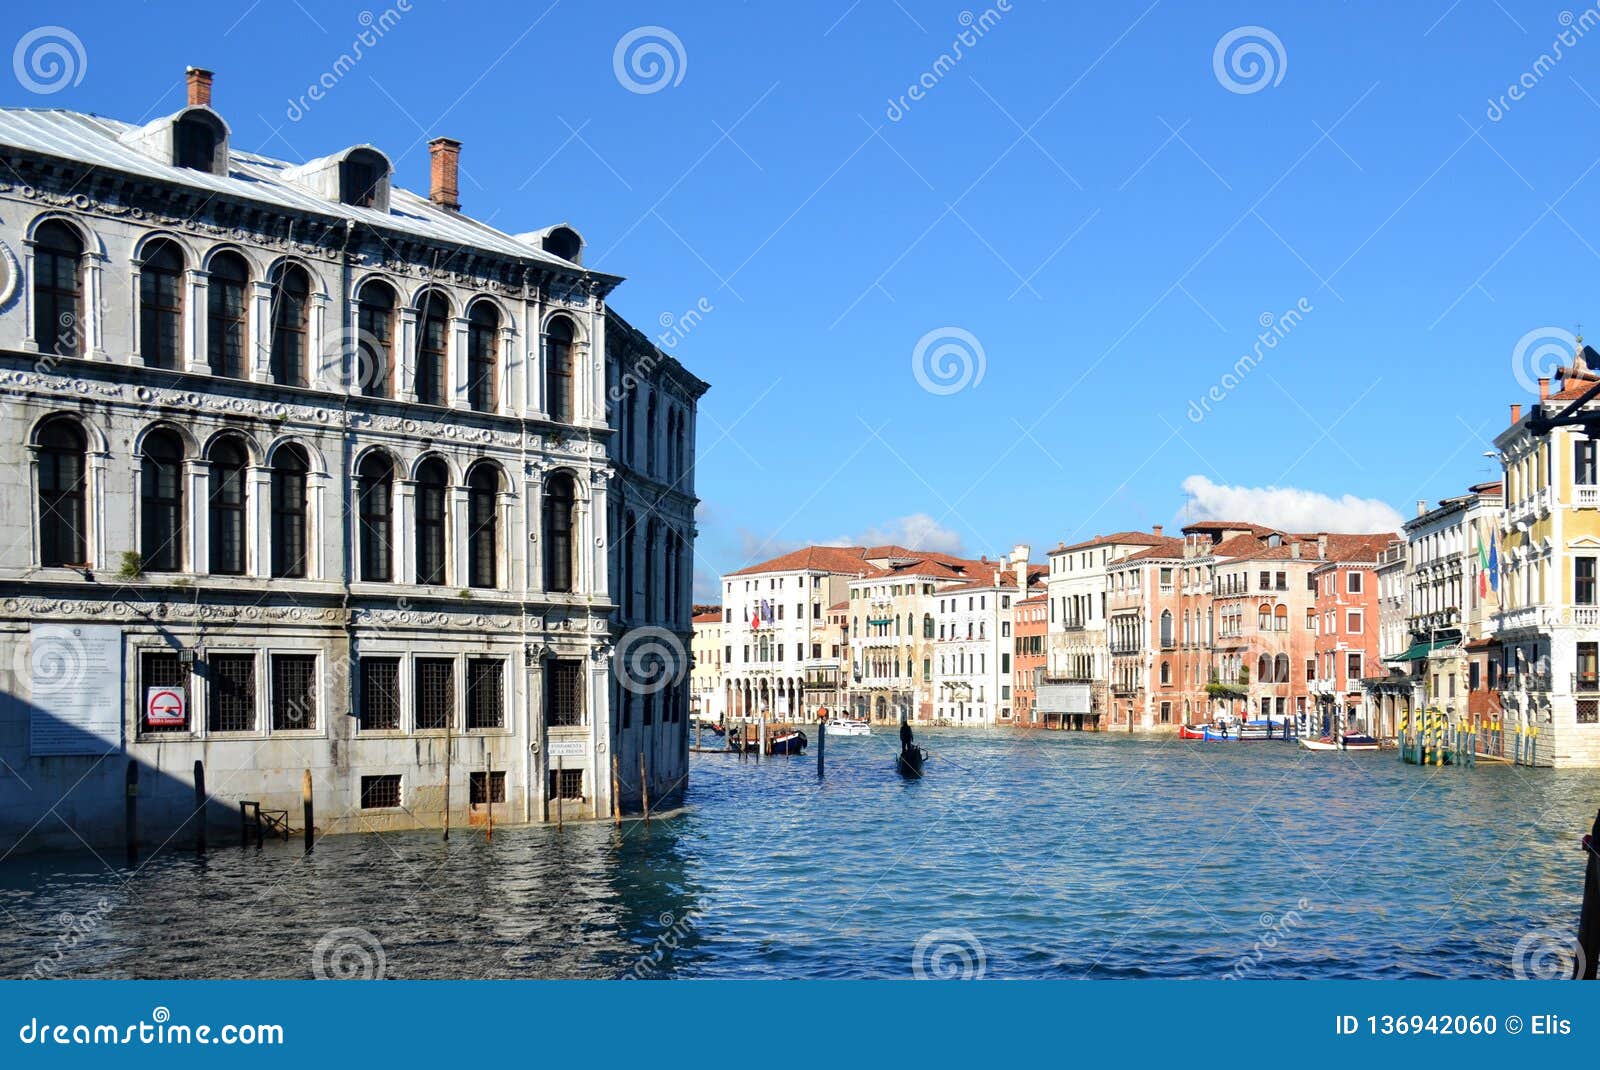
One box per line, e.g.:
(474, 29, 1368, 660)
(1478, 522, 1491, 599)
(1489, 536, 1501, 594)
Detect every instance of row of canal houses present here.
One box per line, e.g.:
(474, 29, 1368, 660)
(704, 354, 1600, 767)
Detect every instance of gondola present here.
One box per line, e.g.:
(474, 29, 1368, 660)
(897, 745, 926, 778)
(767, 731, 807, 755)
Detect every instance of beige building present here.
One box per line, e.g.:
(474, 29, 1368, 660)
(690, 608, 724, 722)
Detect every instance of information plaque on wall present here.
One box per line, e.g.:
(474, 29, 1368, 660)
(28, 624, 124, 756)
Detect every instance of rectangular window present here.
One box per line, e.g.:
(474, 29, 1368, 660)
(1347, 653, 1362, 682)
(1578, 643, 1599, 690)
(545, 659, 584, 727)
(140, 651, 189, 733)
(466, 658, 504, 729)
(1347, 571, 1363, 594)
(549, 768, 584, 799)
(1579, 557, 1598, 606)
(207, 653, 256, 732)
(1346, 611, 1363, 634)
(414, 657, 454, 730)
(1577, 439, 1598, 486)
(1578, 699, 1599, 724)
(360, 774, 401, 809)
(359, 657, 401, 731)
(270, 653, 317, 730)
(469, 770, 506, 805)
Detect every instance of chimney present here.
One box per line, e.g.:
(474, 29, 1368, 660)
(1539, 377, 1550, 400)
(1510, 403, 1522, 423)
(1152, 524, 1163, 537)
(186, 67, 214, 107)
(1291, 542, 1301, 559)
(1317, 534, 1328, 559)
(428, 137, 462, 211)
(1417, 499, 1428, 517)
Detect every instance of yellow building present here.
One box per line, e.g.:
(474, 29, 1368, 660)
(1493, 360, 1600, 766)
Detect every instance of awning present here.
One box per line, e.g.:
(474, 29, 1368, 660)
(1384, 638, 1457, 663)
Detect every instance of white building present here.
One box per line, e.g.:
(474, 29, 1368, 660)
(0, 69, 705, 853)
(931, 547, 1040, 726)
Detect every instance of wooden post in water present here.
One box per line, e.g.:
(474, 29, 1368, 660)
(124, 760, 138, 867)
(555, 755, 563, 833)
(302, 769, 314, 854)
(239, 801, 248, 848)
(486, 749, 494, 842)
(193, 760, 207, 856)
(641, 751, 651, 826)
(441, 726, 453, 841)
(817, 717, 825, 778)
(611, 752, 622, 826)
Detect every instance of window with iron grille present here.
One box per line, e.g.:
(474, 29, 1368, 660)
(208, 654, 256, 732)
(469, 770, 506, 804)
(466, 658, 504, 729)
(140, 650, 189, 733)
(1579, 699, 1599, 725)
(270, 654, 317, 730)
(359, 657, 401, 731)
(548, 768, 583, 800)
(414, 657, 454, 731)
(360, 774, 401, 808)
(544, 659, 583, 727)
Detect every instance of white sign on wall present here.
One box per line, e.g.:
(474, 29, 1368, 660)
(144, 686, 186, 728)
(28, 624, 124, 756)
(547, 739, 587, 758)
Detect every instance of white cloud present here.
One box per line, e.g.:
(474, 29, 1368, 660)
(827, 513, 967, 555)
(1179, 475, 1402, 534)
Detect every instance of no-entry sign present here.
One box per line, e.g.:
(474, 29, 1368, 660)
(145, 686, 186, 728)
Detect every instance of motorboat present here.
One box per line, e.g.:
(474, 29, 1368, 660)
(822, 718, 870, 737)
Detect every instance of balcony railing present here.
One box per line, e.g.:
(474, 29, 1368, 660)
(1574, 674, 1600, 693)
(1577, 484, 1600, 509)
(1499, 672, 1552, 693)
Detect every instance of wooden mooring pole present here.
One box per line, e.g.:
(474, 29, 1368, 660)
(302, 769, 314, 854)
(817, 717, 825, 778)
(555, 755, 563, 833)
(611, 752, 622, 826)
(442, 727, 453, 842)
(486, 749, 494, 842)
(124, 760, 138, 867)
(193, 759, 207, 856)
(641, 751, 651, 826)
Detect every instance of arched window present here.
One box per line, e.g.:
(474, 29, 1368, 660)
(207, 251, 250, 378)
(543, 472, 576, 592)
(545, 317, 575, 423)
(140, 429, 184, 572)
(1258, 604, 1273, 632)
(1274, 604, 1289, 632)
(644, 518, 660, 617)
(1258, 655, 1274, 683)
(467, 463, 501, 589)
(139, 239, 185, 369)
(36, 417, 87, 567)
(357, 453, 393, 582)
(208, 437, 248, 575)
(357, 281, 396, 398)
(415, 457, 448, 585)
(268, 264, 310, 387)
(1274, 654, 1291, 683)
(270, 444, 309, 579)
(623, 511, 637, 618)
(923, 614, 934, 639)
(1159, 610, 1174, 647)
(467, 302, 499, 413)
(1160, 661, 1171, 686)
(174, 111, 224, 172)
(415, 290, 449, 405)
(32, 221, 83, 357)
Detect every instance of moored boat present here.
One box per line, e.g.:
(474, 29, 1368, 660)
(767, 731, 807, 755)
(1178, 724, 1207, 740)
(1299, 733, 1381, 752)
(822, 718, 870, 737)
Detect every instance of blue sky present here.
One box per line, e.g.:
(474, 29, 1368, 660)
(6, 1, 1598, 599)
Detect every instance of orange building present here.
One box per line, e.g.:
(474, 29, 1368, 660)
(1012, 594, 1048, 726)
(1309, 537, 1391, 736)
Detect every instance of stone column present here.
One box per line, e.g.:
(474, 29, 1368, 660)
(247, 464, 272, 578)
(525, 472, 543, 593)
(397, 306, 418, 403)
(84, 252, 107, 359)
(449, 315, 469, 409)
(185, 269, 209, 375)
(249, 279, 273, 382)
(395, 478, 416, 585)
(450, 482, 469, 589)
(185, 458, 210, 574)
(590, 470, 611, 603)
(307, 469, 329, 580)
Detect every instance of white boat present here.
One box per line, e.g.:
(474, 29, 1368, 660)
(1299, 734, 1380, 752)
(822, 718, 871, 737)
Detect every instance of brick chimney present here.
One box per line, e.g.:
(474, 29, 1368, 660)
(186, 67, 214, 107)
(428, 138, 461, 211)
(1152, 524, 1163, 537)
(1539, 377, 1551, 400)
(1510, 403, 1522, 424)
(1417, 499, 1428, 517)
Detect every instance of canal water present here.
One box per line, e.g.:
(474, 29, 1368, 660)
(2, 730, 1596, 980)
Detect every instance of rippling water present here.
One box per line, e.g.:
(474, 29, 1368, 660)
(2, 730, 1596, 979)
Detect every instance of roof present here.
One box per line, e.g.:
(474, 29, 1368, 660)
(1051, 531, 1167, 555)
(0, 105, 601, 274)
(1113, 537, 1188, 564)
(728, 544, 988, 580)
(691, 610, 721, 625)
(938, 564, 1048, 594)
(727, 546, 887, 577)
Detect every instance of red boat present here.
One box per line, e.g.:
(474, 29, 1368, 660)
(1178, 724, 1207, 740)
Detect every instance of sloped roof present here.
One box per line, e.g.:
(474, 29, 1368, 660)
(1051, 531, 1167, 555)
